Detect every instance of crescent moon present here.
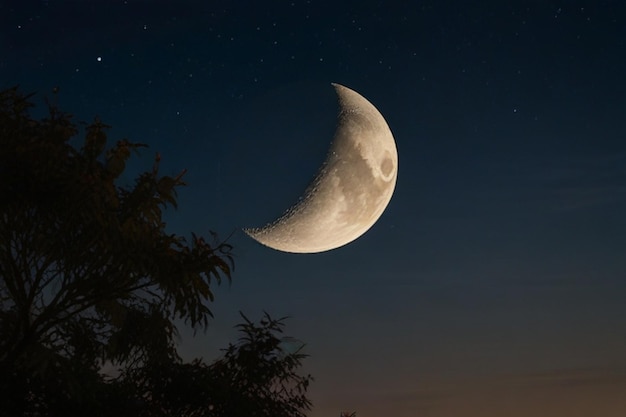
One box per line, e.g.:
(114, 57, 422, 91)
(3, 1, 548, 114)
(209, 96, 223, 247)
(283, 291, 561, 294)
(244, 83, 398, 253)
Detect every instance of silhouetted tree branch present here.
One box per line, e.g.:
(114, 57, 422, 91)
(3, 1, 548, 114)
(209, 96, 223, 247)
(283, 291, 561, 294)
(122, 312, 313, 417)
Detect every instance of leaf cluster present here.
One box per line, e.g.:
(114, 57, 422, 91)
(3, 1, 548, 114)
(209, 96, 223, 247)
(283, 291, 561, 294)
(122, 312, 313, 417)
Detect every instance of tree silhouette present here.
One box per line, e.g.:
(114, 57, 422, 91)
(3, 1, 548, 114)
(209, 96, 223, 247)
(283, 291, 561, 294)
(0, 87, 312, 416)
(125, 312, 312, 417)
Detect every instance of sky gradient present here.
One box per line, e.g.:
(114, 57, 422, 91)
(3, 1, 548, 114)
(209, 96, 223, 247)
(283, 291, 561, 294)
(2, 1, 626, 415)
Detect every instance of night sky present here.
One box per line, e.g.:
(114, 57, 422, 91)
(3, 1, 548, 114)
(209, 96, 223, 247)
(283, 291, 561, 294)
(3, 1, 626, 416)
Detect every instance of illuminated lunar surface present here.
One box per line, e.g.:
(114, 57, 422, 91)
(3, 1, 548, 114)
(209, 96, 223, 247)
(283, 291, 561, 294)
(245, 83, 398, 253)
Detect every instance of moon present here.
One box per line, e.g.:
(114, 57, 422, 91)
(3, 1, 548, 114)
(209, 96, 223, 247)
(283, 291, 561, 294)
(244, 83, 398, 253)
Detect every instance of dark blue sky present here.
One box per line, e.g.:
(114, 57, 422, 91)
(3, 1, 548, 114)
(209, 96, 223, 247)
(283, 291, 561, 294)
(3, 1, 626, 415)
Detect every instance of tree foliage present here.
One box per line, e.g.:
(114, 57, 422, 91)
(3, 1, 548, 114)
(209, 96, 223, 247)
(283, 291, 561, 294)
(124, 312, 313, 417)
(0, 87, 312, 416)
